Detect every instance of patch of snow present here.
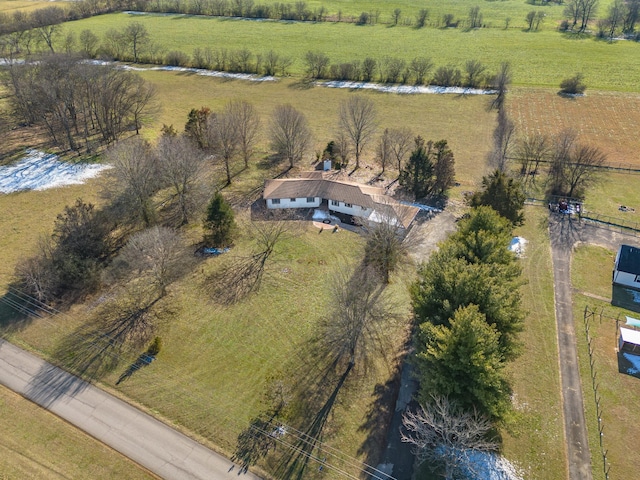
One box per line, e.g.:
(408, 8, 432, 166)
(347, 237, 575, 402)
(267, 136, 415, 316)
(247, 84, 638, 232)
(312, 209, 339, 222)
(87, 60, 277, 82)
(464, 451, 524, 480)
(509, 237, 528, 258)
(400, 200, 442, 212)
(622, 352, 640, 375)
(0, 150, 110, 194)
(317, 80, 497, 96)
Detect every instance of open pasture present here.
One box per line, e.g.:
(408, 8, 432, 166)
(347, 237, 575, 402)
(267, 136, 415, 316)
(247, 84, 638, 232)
(508, 88, 640, 167)
(65, 13, 640, 91)
(135, 70, 496, 191)
(0, 0, 70, 14)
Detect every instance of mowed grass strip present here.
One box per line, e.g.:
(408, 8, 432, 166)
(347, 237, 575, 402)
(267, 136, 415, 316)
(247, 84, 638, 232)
(0, 385, 156, 479)
(501, 206, 565, 479)
(572, 244, 640, 480)
(64, 13, 640, 91)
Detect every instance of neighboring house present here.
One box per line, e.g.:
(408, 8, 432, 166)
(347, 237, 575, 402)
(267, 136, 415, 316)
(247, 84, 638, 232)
(263, 172, 419, 230)
(612, 244, 640, 313)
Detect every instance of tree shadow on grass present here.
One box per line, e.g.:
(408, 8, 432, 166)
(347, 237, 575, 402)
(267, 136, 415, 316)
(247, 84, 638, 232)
(25, 291, 163, 407)
(356, 368, 401, 470)
(0, 287, 35, 335)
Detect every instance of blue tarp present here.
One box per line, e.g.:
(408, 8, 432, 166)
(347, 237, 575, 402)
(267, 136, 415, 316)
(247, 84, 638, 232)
(202, 247, 230, 256)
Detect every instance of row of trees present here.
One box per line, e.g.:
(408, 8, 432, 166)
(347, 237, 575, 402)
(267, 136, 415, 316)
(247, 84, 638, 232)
(2, 54, 156, 151)
(407, 199, 525, 475)
(304, 51, 498, 88)
(183, 96, 448, 183)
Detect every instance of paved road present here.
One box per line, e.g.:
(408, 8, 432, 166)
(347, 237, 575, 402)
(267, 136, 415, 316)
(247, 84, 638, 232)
(549, 215, 640, 480)
(0, 338, 259, 480)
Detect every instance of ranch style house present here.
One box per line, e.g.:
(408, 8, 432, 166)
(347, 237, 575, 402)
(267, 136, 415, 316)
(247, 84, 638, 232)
(263, 172, 419, 231)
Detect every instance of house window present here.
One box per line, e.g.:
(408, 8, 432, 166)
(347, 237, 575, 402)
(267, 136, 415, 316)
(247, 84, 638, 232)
(635, 275, 640, 283)
(306, 197, 314, 203)
(331, 200, 339, 206)
(344, 203, 352, 208)
(290, 198, 297, 202)
(272, 198, 280, 205)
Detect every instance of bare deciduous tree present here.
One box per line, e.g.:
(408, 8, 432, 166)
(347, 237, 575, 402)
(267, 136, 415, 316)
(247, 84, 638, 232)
(464, 59, 486, 88)
(401, 396, 499, 479)
(410, 56, 433, 85)
(338, 96, 377, 170)
(209, 220, 290, 304)
(156, 134, 207, 226)
(106, 137, 159, 227)
(116, 226, 189, 298)
(227, 100, 261, 168)
(489, 62, 511, 111)
(269, 104, 312, 169)
(516, 132, 550, 180)
(122, 22, 151, 63)
(208, 110, 239, 185)
(30, 6, 65, 53)
(303, 50, 330, 79)
(363, 205, 411, 283)
(388, 127, 413, 173)
(548, 129, 606, 198)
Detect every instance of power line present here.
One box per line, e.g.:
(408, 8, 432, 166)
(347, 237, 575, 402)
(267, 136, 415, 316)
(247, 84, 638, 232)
(0, 286, 397, 480)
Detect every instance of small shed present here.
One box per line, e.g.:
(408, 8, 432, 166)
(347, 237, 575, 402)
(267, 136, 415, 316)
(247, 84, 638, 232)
(619, 327, 640, 355)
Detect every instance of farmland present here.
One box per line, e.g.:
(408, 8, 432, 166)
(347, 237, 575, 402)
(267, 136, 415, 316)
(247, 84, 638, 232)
(63, 12, 640, 91)
(3, 0, 640, 477)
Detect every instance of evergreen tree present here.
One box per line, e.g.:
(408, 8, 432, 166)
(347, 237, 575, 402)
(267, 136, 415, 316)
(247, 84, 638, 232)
(446, 206, 516, 267)
(432, 140, 456, 196)
(203, 192, 237, 247)
(399, 136, 434, 200)
(415, 305, 510, 419)
(185, 106, 211, 149)
(412, 254, 523, 360)
(470, 169, 525, 225)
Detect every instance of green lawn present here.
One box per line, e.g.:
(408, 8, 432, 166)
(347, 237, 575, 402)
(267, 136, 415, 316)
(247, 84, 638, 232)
(572, 244, 640, 480)
(0, 385, 156, 479)
(501, 206, 565, 479)
(62, 12, 640, 91)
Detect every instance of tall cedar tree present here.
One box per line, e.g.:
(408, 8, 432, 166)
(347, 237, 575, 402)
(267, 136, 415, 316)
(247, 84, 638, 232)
(399, 137, 455, 200)
(412, 207, 524, 360)
(399, 136, 434, 200)
(185, 107, 210, 149)
(203, 192, 237, 247)
(470, 169, 525, 225)
(415, 305, 510, 420)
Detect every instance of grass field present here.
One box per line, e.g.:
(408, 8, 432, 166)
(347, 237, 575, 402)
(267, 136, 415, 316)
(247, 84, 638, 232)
(0, 384, 156, 479)
(572, 244, 640, 480)
(501, 206, 566, 479)
(131, 71, 497, 196)
(62, 12, 640, 91)
(0, 0, 70, 14)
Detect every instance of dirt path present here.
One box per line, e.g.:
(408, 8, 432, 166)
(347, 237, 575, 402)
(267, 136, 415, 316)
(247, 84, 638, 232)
(549, 214, 640, 480)
(405, 210, 458, 263)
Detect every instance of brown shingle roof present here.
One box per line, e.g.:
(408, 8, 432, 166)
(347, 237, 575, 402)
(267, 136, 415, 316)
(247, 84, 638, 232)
(263, 176, 419, 229)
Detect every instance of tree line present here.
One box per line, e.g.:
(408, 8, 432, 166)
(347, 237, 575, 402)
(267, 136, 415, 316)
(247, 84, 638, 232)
(2, 54, 157, 152)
